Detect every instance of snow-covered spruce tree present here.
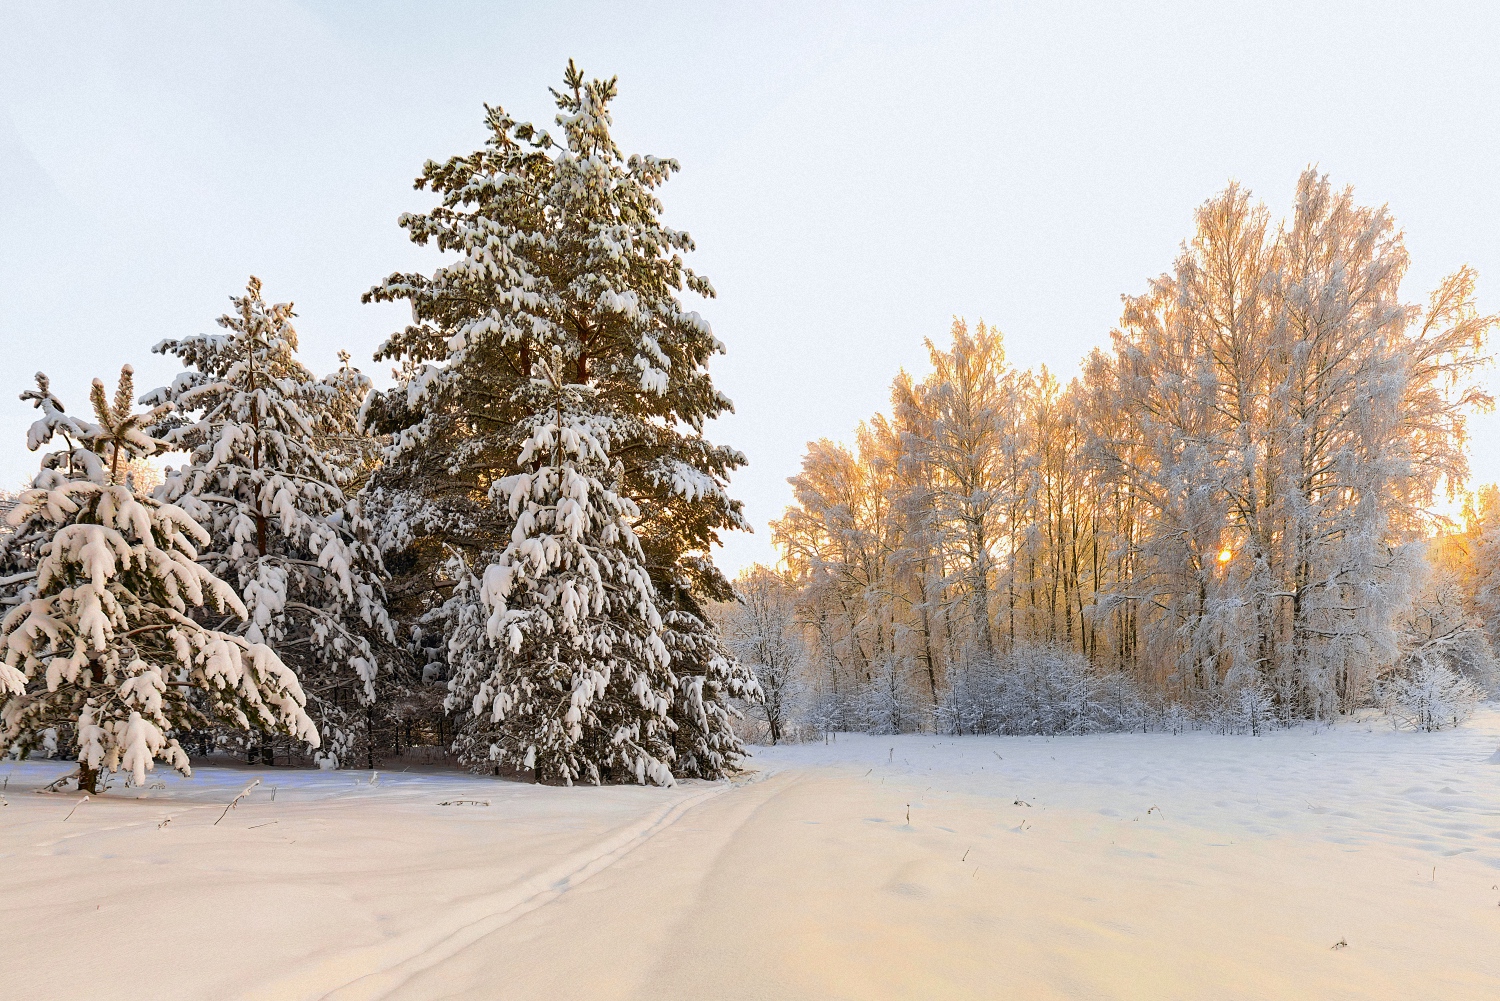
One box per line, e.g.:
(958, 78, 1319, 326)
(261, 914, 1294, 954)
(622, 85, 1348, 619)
(361, 62, 753, 779)
(145, 278, 393, 766)
(445, 365, 680, 785)
(661, 608, 760, 775)
(0, 369, 319, 793)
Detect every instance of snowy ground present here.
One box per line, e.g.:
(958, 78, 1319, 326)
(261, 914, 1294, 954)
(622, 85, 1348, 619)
(6, 711, 1500, 1000)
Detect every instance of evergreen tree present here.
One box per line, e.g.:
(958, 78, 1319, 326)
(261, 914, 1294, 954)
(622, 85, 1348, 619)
(362, 62, 753, 779)
(445, 365, 678, 785)
(660, 608, 760, 776)
(145, 278, 394, 765)
(0, 369, 319, 793)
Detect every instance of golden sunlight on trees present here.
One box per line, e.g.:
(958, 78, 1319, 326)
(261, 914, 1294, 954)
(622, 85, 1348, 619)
(770, 169, 1498, 724)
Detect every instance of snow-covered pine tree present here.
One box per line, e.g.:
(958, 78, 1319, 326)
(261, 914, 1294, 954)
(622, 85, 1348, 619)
(311, 351, 386, 491)
(145, 278, 394, 766)
(445, 362, 679, 785)
(0, 368, 320, 793)
(362, 62, 753, 779)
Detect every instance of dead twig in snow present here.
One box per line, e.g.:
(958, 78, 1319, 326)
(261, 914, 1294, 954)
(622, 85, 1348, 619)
(438, 799, 490, 807)
(1331, 938, 1347, 950)
(215, 778, 262, 826)
(63, 794, 89, 821)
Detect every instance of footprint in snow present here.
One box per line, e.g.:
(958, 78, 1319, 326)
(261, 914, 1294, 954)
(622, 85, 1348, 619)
(887, 882, 930, 899)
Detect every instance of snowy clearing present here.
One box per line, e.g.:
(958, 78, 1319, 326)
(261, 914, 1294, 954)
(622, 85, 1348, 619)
(6, 711, 1500, 1000)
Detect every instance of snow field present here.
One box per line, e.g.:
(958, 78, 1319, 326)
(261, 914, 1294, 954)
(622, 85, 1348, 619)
(5, 710, 1500, 1000)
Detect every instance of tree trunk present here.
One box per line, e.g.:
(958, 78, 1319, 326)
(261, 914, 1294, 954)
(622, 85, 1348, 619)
(77, 762, 100, 795)
(246, 331, 269, 558)
(366, 701, 376, 769)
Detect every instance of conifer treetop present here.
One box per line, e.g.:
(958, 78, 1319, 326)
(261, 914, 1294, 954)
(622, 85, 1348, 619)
(361, 61, 747, 607)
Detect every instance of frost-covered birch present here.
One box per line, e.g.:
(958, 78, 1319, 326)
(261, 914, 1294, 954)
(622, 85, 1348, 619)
(724, 566, 806, 744)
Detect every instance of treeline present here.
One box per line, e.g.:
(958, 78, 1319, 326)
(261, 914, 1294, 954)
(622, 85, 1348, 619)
(743, 171, 1498, 737)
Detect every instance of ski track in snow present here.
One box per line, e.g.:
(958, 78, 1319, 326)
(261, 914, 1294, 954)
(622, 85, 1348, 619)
(275, 779, 743, 1001)
(4, 712, 1500, 1000)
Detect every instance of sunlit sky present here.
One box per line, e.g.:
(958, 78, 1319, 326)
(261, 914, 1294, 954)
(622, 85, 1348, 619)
(3, 2, 1498, 575)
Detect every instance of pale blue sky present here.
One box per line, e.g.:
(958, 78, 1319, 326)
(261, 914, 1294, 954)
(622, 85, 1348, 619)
(2, 2, 1497, 573)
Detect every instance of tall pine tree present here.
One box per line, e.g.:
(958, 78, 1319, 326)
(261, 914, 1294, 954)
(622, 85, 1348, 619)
(362, 62, 755, 780)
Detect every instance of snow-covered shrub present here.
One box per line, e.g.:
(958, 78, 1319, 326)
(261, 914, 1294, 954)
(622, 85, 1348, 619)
(1207, 684, 1279, 736)
(934, 664, 999, 736)
(1094, 671, 1159, 732)
(1161, 700, 1194, 735)
(936, 645, 1151, 736)
(801, 686, 852, 740)
(1376, 662, 1483, 732)
(0, 369, 319, 793)
(855, 653, 923, 734)
(1377, 555, 1492, 733)
(1396, 561, 1499, 695)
